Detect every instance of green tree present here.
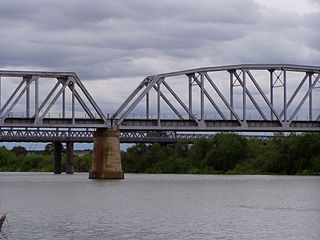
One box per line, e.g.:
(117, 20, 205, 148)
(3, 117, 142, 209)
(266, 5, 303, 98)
(11, 146, 27, 156)
(204, 134, 247, 172)
(189, 138, 212, 168)
(0, 146, 16, 171)
(311, 154, 320, 173)
(75, 153, 92, 172)
(44, 143, 55, 155)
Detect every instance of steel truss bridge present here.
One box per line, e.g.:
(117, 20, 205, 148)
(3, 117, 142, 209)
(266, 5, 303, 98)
(0, 64, 320, 144)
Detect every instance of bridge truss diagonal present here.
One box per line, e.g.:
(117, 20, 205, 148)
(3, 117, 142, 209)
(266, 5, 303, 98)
(0, 71, 110, 128)
(113, 64, 320, 132)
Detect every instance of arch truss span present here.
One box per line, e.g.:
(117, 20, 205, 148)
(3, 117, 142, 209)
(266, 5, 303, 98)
(113, 64, 320, 132)
(0, 70, 110, 128)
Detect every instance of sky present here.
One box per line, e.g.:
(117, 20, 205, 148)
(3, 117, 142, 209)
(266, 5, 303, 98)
(0, 0, 319, 149)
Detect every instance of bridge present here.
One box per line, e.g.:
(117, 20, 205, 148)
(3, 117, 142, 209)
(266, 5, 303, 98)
(0, 64, 320, 178)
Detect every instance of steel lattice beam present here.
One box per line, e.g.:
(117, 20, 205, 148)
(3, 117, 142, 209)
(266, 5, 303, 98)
(0, 127, 274, 143)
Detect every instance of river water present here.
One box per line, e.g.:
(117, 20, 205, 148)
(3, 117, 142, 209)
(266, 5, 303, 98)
(0, 173, 319, 240)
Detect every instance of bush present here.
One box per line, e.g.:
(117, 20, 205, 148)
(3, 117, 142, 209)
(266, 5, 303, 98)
(204, 134, 247, 172)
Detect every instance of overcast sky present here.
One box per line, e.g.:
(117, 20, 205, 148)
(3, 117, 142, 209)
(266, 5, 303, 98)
(1, 0, 319, 78)
(0, 0, 320, 149)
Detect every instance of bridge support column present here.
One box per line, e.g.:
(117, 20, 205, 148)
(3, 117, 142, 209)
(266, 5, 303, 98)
(89, 129, 124, 179)
(54, 142, 62, 174)
(66, 142, 74, 174)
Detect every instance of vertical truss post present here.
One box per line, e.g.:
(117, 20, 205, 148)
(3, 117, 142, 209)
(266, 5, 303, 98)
(242, 70, 246, 121)
(34, 77, 39, 119)
(146, 92, 149, 119)
(71, 82, 75, 125)
(188, 74, 193, 119)
(25, 77, 30, 118)
(283, 70, 287, 122)
(309, 73, 312, 120)
(200, 73, 204, 121)
(62, 87, 66, 118)
(157, 82, 161, 126)
(269, 70, 274, 120)
(230, 71, 233, 120)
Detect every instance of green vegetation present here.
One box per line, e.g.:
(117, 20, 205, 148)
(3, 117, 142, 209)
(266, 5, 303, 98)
(122, 133, 320, 175)
(0, 145, 92, 172)
(1, 133, 320, 175)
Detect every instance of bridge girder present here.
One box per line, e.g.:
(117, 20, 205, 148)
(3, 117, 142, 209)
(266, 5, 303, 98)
(0, 127, 273, 144)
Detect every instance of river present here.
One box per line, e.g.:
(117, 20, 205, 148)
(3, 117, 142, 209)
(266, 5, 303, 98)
(0, 173, 319, 239)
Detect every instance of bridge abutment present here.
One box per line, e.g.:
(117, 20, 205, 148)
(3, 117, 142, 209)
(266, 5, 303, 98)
(89, 129, 124, 179)
(54, 142, 62, 174)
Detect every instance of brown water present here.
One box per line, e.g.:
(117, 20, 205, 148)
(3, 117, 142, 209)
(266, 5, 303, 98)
(0, 173, 319, 239)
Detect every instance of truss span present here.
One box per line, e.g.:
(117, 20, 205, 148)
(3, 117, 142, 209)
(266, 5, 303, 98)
(0, 70, 110, 128)
(113, 64, 320, 132)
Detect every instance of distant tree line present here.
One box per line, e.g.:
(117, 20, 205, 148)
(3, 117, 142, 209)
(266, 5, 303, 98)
(122, 133, 320, 175)
(0, 144, 91, 172)
(0, 133, 320, 174)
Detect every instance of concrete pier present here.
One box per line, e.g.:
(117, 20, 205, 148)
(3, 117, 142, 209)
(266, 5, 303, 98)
(89, 129, 124, 179)
(54, 142, 62, 174)
(66, 142, 74, 174)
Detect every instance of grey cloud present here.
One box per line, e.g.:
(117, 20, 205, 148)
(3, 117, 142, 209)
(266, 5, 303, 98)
(308, 0, 320, 5)
(0, 0, 319, 82)
(0, 0, 259, 30)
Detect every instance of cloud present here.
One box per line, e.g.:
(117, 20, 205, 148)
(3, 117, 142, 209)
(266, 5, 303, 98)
(0, 0, 261, 79)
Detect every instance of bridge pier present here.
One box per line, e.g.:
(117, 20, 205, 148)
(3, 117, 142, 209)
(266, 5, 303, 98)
(89, 129, 124, 179)
(54, 142, 62, 174)
(66, 142, 74, 174)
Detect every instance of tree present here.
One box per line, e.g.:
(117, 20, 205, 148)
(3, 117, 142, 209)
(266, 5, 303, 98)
(11, 146, 27, 156)
(43, 143, 65, 155)
(44, 143, 55, 155)
(189, 137, 212, 168)
(204, 134, 247, 172)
